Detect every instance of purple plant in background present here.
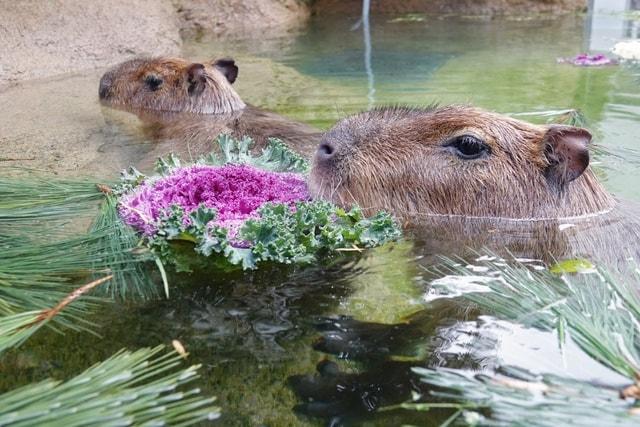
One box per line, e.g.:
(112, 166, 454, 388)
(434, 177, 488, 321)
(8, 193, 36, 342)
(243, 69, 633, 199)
(557, 53, 618, 67)
(119, 164, 310, 236)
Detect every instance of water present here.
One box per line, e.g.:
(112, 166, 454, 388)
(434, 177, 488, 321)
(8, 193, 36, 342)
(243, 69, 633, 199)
(2, 7, 640, 426)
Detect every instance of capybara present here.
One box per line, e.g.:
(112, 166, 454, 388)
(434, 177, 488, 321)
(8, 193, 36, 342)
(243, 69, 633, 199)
(98, 57, 321, 158)
(99, 57, 245, 114)
(309, 105, 640, 267)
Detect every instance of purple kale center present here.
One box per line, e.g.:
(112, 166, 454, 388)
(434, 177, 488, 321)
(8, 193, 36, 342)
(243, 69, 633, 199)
(118, 164, 310, 236)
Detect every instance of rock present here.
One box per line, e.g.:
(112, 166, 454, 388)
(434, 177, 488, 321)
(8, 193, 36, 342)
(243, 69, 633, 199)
(173, 0, 310, 37)
(0, 0, 181, 84)
(0, 0, 311, 85)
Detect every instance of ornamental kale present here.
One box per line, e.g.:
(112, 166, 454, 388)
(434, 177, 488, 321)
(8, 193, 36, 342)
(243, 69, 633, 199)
(116, 136, 401, 271)
(242, 202, 401, 264)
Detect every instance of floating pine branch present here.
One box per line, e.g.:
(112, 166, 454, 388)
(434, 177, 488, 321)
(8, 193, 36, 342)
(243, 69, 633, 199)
(409, 366, 639, 427)
(0, 223, 155, 308)
(90, 194, 159, 300)
(410, 256, 640, 425)
(430, 258, 640, 378)
(0, 175, 107, 229)
(0, 346, 220, 426)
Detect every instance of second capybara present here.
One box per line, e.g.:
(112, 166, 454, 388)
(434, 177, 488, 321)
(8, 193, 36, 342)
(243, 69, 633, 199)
(99, 57, 245, 114)
(98, 56, 321, 158)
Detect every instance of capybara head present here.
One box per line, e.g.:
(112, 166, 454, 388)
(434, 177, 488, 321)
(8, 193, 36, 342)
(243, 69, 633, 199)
(309, 105, 614, 220)
(99, 57, 246, 114)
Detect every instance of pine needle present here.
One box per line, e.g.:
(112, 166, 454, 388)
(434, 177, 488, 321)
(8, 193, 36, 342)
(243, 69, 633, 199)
(0, 275, 112, 353)
(0, 311, 49, 354)
(28, 274, 113, 325)
(0, 223, 155, 313)
(0, 346, 220, 426)
(89, 194, 159, 300)
(411, 366, 640, 427)
(0, 175, 106, 226)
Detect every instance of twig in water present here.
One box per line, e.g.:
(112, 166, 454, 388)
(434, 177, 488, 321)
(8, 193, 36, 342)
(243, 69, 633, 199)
(28, 274, 113, 326)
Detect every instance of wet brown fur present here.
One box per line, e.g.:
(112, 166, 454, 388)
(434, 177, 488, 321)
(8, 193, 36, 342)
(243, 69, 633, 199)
(130, 106, 321, 163)
(310, 105, 615, 220)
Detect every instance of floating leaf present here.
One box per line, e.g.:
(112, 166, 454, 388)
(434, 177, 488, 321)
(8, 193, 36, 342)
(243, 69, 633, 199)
(550, 258, 596, 274)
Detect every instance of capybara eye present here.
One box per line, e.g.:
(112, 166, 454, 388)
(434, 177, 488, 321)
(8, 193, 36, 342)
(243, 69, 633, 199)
(144, 75, 163, 91)
(448, 134, 490, 160)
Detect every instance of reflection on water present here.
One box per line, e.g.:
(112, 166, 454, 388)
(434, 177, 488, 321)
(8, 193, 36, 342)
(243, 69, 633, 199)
(2, 5, 640, 427)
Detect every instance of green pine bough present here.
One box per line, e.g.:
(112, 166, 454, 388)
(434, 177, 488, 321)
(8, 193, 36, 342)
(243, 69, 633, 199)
(0, 346, 220, 426)
(404, 365, 639, 427)
(399, 256, 640, 426)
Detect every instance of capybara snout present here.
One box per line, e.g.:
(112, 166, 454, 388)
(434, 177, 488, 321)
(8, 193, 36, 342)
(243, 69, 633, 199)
(315, 141, 337, 163)
(98, 70, 114, 100)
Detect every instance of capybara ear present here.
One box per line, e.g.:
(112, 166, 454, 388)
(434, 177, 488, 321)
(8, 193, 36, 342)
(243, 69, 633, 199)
(213, 58, 239, 84)
(542, 125, 591, 189)
(186, 63, 207, 96)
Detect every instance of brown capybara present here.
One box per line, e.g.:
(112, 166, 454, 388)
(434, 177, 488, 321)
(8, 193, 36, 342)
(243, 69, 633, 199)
(99, 57, 245, 114)
(309, 105, 639, 267)
(98, 57, 321, 159)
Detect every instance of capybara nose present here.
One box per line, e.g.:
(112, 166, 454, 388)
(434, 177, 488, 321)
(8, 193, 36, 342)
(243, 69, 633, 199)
(98, 74, 112, 99)
(316, 142, 336, 162)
